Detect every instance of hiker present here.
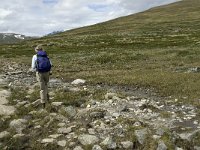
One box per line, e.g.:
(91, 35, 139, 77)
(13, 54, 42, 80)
(31, 44, 52, 108)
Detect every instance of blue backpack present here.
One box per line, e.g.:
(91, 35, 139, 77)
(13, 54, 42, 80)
(36, 51, 51, 72)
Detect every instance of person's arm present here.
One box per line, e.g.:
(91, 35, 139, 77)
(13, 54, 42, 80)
(31, 55, 37, 71)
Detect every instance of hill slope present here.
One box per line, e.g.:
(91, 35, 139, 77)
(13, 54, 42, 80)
(1, 1, 200, 149)
(1, 0, 200, 102)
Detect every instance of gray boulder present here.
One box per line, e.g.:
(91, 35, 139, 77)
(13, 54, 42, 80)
(78, 134, 99, 146)
(134, 128, 148, 144)
(157, 140, 167, 150)
(0, 131, 10, 139)
(9, 119, 27, 133)
(101, 136, 117, 149)
(121, 141, 133, 149)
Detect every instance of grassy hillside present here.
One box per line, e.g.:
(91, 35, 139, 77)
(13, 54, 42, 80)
(1, 0, 200, 106)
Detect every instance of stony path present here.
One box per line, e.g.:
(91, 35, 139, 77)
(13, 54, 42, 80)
(0, 66, 200, 150)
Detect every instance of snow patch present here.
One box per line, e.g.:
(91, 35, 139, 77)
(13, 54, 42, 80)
(14, 34, 24, 39)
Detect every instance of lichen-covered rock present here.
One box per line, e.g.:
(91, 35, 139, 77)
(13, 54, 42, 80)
(101, 136, 117, 149)
(157, 140, 167, 150)
(78, 134, 99, 145)
(121, 141, 133, 149)
(134, 128, 148, 144)
(9, 119, 27, 133)
(0, 131, 10, 139)
(92, 145, 103, 150)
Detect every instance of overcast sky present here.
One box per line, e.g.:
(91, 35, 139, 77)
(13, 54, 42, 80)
(0, 0, 178, 36)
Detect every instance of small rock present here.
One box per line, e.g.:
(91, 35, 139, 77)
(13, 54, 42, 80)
(34, 125, 41, 129)
(90, 111, 105, 119)
(41, 138, 55, 144)
(71, 79, 86, 85)
(78, 134, 99, 146)
(31, 99, 41, 107)
(133, 122, 141, 127)
(194, 146, 200, 150)
(57, 140, 66, 147)
(176, 147, 184, 150)
(60, 106, 77, 118)
(9, 119, 27, 133)
(49, 134, 62, 139)
(179, 129, 200, 141)
(134, 128, 148, 144)
(157, 140, 167, 150)
(73, 146, 84, 150)
(92, 145, 103, 150)
(52, 102, 63, 107)
(88, 128, 96, 135)
(0, 131, 10, 139)
(57, 127, 72, 134)
(69, 87, 81, 92)
(101, 136, 117, 149)
(57, 123, 66, 127)
(121, 141, 133, 149)
(13, 134, 25, 138)
(0, 105, 16, 116)
(112, 112, 120, 118)
(194, 120, 199, 125)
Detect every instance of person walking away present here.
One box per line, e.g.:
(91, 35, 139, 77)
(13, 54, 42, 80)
(31, 44, 52, 108)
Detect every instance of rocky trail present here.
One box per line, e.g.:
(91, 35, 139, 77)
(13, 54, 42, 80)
(0, 63, 200, 150)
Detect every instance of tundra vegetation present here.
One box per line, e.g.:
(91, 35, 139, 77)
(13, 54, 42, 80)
(0, 0, 200, 149)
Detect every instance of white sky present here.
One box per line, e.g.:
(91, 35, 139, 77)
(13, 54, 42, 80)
(0, 0, 178, 36)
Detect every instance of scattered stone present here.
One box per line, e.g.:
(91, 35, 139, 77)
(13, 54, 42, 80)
(135, 128, 148, 144)
(194, 146, 200, 150)
(157, 140, 167, 150)
(49, 134, 62, 139)
(0, 90, 11, 105)
(88, 128, 96, 135)
(179, 129, 200, 141)
(176, 147, 184, 150)
(9, 119, 27, 133)
(73, 146, 84, 150)
(92, 145, 103, 150)
(71, 79, 86, 85)
(41, 138, 55, 144)
(112, 112, 120, 118)
(31, 99, 41, 107)
(13, 134, 25, 138)
(16, 101, 28, 107)
(121, 141, 133, 149)
(57, 127, 72, 134)
(101, 136, 117, 149)
(57, 140, 66, 147)
(34, 125, 41, 129)
(60, 106, 77, 118)
(69, 87, 81, 92)
(89, 111, 105, 119)
(7, 71, 23, 75)
(52, 102, 63, 107)
(0, 105, 16, 116)
(57, 122, 66, 127)
(0, 131, 10, 139)
(78, 134, 99, 146)
(156, 128, 165, 136)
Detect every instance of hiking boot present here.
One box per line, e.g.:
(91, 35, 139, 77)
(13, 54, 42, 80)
(42, 103, 46, 109)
